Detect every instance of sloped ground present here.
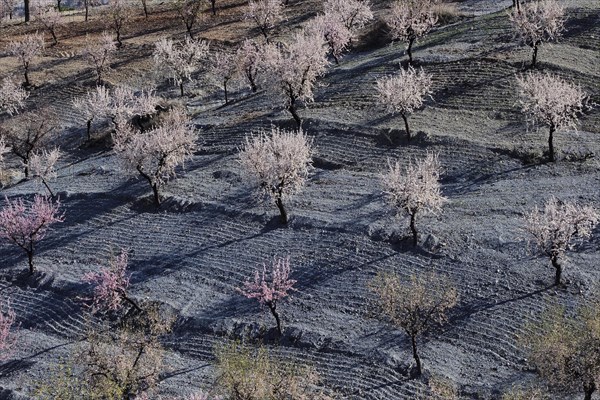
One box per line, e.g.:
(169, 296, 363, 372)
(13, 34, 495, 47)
(0, 0, 599, 398)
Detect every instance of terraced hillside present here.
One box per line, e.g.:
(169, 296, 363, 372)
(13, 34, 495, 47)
(0, 0, 599, 398)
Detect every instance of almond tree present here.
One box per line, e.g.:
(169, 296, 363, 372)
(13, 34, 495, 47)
(375, 66, 433, 141)
(523, 197, 598, 286)
(244, 0, 284, 41)
(0, 194, 64, 274)
(323, 0, 373, 32)
(72, 92, 102, 140)
(35, 3, 63, 46)
(239, 127, 313, 224)
(382, 152, 446, 246)
(108, 0, 131, 47)
(306, 13, 351, 64)
(385, 0, 437, 65)
(517, 72, 588, 162)
(262, 30, 329, 127)
(0, 77, 29, 116)
(209, 50, 238, 104)
(176, 0, 205, 39)
(509, 0, 565, 68)
(113, 108, 197, 206)
(235, 39, 265, 92)
(28, 148, 61, 198)
(153, 36, 209, 97)
(82, 32, 117, 85)
(83, 249, 142, 314)
(369, 271, 458, 376)
(3, 112, 56, 177)
(0, 299, 16, 361)
(522, 300, 600, 400)
(237, 257, 296, 336)
(1, 0, 18, 19)
(0, 137, 9, 172)
(7, 33, 45, 87)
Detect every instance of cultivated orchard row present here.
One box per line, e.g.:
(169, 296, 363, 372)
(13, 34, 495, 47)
(0, 0, 599, 398)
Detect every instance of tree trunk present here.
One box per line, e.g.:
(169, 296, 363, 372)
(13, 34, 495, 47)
(224, 79, 228, 104)
(24, 0, 30, 22)
(50, 29, 58, 46)
(548, 123, 555, 162)
(86, 119, 92, 141)
(27, 250, 34, 274)
(211, 0, 216, 15)
(186, 24, 194, 39)
(41, 178, 55, 199)
(409, 211, 418, 247)
(583, 381, 596, 400)
(407, 37, 415, 65)
(275, 197, 288, 224)
(151, 183, 161, 206)
(249, 75, 257, 92)
(24, 163, 30, 178)
(531, 44, 538, 68)
(410, 334, 422, 376)
(179, 82, 185, 97)
(57, 0, 61, 10)
(24, 68, 31, 87)
(267, 301, 282, 336)
(116, 31, 122, 47)
(401, 112, 411, 140)
(551, 255, 562, 286)
(85, 0, 89, 21)
(260, 26, 269, 41)
(333, 53, 339, 65)
(142, 0, 148, 17)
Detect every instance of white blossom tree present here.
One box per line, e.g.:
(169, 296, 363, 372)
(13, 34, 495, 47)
(385, 0, 437, 65)
(7, 33, 45, 87)
(262, 30, 329, 127)
(176, 0, 205, 39)
(524, 197, 599, 286)
(82, 32, 117, 85)
(306, 13, 352, 64)
(28, 148, 61, 198)
(516, 72, 588, 162)
(1, 0, 18, 20)
(235, 39, 266, 92)
(209, 50, 238, 104)
(382, 152, 446, 246)
(153, 36, 209, 97)
(0, 77, 29, 116)
(375, 66, 433, 141)
(323, 0, 373, 32)
(509, 0, 565, 68)
(239, 126, 313, 224)
(244, 0, 285, 41)
(108, 0, 132, 47)
(34, 2, 63, 46)
(113, 108, 197, 206)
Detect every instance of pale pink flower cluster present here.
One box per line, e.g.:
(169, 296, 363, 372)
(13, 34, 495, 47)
(376, 66, 433, 115)
(154, 36, 209, 96)
(306, 14, 351, 64)
(7, 33, 45, 86)
(386, 0, 437, 43)
(0, 77, 29, 116)
(34, 0, 63, 45)
(28, 147, 61, 197)
(244, 0, 285, 40)
(82, 31, 117, 85)
(238, 257, 296, 305)
(509, 0, 565, 50)
(235, 39, 266, 92)
(209, 50, 238, 103)
(83, 250, 130, 312)
(323, 0, 373, 31)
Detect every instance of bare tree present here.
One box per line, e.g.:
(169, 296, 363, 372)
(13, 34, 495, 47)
(34, 2, 63, 46)
(323, 0, 373, 32)
(7, 33, 45, 87)
(28, 147, 61, 198)
(0, 194, 64, 274)
(82, 32, 117, 85)
(0, 77, 29, 116)
(370, 271, 458, 376)
(244, 0, 285, 41)
(153, 36, 209, 97)
(209, 50, 238, 104)
(306, 13, 352, 64)
(239, 126, 313, 224)
(521, 300, 600, 400)
(509, 0, 565, 68)
(375, 65, 432, 141)
(381, 152, 446, 246)
(176, 0, 205, 39)
(3, 112, 56, 177)
(108, 0, 131, 47)
(262, 30, 329, 127)
(237, 257, 296, 336)
(516, 72, 588, 162)
(113, 108, 197, 206)
(523, 197, 598, 286)
(385, 0, 437, 65)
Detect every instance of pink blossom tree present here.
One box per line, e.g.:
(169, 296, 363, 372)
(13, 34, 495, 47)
(0, 299, 16, 361)
(375, 66, 433, 141)
(0, 77, 29, 116)
(0, 194, 64, 274)
(524, 197, 599, 286)
(28, 147, 61, 198)
(262, 30, 329, 127)
(385, 0, 437, 65)
(323, 0, 373, 33)
(516, 72, 589, 162)
(81, 32, 117, 85)
(83, 249, 142, 314)
(113, 108, 197, 206)
(237, 257, 296, 336)
(509, 0, 565, 68)
(239, 127, 313, 224)
(235, 39, 266, 92)
(244, 0, 285, 41)
(382, 152, 447, 246)
(153, 36, 209, 97)
(34, 2, 63, 46)
(306, 13, 351, 64)
(7, 33, 45, 87)
(209, 50, 238, 104)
